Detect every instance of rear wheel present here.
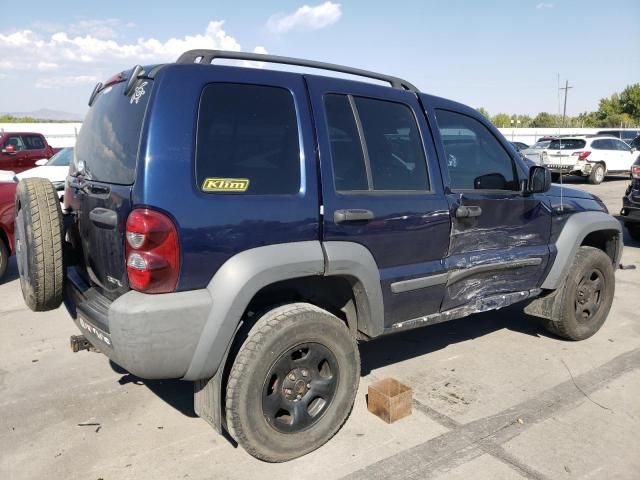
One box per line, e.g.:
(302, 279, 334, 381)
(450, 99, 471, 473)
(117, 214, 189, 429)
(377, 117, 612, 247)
(225, 303, 360, 462)
(627, 224, 640, 241)
(588, 164, 605, 184)
(542, 247, 614, 340)
(15, 178, 64, 311)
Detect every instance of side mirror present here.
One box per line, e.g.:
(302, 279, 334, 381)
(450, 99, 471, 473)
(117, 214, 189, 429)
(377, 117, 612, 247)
(35, 159, 48, 166)
(474, 173, 507, 190)
(526, 165, 551, 194)
(2, 145, 16, 154)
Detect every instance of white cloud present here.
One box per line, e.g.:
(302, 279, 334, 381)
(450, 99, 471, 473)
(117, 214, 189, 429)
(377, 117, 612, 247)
(536, 3, 554, 9)
(267, 2, 342, 34)
(35, 75, 98, 89)
(37, 62, 58, 71)
(0, 21, 266, 88)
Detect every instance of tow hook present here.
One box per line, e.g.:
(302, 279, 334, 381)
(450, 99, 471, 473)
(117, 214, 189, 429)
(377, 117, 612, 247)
(70, 335, 98, 353)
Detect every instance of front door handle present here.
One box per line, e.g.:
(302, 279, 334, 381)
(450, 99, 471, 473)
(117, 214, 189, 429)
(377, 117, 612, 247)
(334, 209, 375, 224)
(455, 205, 482, 218)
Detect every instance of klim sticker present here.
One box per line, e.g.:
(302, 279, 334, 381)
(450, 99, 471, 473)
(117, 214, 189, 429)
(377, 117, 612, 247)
(202, 178, 250, 192)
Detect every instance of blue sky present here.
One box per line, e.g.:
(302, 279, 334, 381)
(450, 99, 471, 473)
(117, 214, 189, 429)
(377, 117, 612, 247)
(0, 0, 638, 117)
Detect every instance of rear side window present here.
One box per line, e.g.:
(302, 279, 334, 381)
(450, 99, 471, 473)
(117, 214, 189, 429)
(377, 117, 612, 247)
(75, 80, 150, 184)
(23, 135, 45, 150)
(196, 83, 300, 195)
(548, 139, 586, 150)
(323, 94, 429, 192)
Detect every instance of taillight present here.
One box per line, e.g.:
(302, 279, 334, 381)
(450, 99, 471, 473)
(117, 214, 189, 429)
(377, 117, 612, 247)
(572, 151, 591, 161)
(632, 165, 640, 179)
(125, 208, 180, 293)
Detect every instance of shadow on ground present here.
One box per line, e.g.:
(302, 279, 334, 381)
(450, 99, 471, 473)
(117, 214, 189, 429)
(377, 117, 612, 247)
(110, 362, 197, 418)
(360, 305, 554, 376)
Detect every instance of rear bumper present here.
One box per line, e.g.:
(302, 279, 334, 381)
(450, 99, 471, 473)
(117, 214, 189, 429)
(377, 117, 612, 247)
(621, 194, 640, 224)
(64, 266, 212, 379)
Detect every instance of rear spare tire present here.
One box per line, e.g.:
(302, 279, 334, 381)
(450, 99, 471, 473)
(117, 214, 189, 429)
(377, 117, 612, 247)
(15, 178, 64, 311)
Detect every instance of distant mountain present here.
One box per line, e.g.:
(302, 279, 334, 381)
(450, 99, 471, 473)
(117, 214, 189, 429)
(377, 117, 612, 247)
(2, 109, 84, 121)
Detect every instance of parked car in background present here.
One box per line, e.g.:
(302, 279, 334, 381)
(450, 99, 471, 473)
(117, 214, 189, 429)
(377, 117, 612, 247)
(520, 140, 551, 165)
(17, 147, 73, 199)
(0, 132, 61, 173)
(596, 129, 640, 144)
(621, 156, 640, 241)
(628, 134, 640, 150)
(510, 141, 529, 151)
(0, 180, 17, 281)
(541, 136, 639, 184)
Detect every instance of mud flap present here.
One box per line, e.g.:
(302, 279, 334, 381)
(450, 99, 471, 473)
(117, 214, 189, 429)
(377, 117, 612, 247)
(523, 287, 563, 321)
(194, 374, 223, 434)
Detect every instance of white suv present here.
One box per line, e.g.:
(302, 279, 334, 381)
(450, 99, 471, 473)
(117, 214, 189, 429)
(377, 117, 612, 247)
(542, 136, 639, 184)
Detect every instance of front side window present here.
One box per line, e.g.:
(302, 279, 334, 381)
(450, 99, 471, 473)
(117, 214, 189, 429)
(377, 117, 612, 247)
(612, 139, 631, 151)
(3, 136, 24, 151)
(323, 94, 429, 192)
(196, 83, 300, 195)
(435, 109, 517, 190)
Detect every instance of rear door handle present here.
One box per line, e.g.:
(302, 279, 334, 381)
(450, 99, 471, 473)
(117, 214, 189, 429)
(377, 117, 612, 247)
(334, 209, 375, 224)
(89, 208, 118, 229)
(455, 205, 482, 218)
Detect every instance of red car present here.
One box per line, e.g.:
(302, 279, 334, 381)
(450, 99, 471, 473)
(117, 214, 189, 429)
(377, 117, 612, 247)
(0, 181, 17, 280)
(0, 132, 61, 173)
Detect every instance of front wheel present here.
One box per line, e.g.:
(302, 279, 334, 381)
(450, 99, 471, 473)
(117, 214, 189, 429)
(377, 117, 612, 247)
(225, 303, 360, 462)
(542, 246, 615, 340)
(588, 164, 605, 185)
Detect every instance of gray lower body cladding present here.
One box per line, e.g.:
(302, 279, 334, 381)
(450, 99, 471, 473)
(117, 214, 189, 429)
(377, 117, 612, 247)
(64, 241, 327, 381)
(66, 270, 211, 379)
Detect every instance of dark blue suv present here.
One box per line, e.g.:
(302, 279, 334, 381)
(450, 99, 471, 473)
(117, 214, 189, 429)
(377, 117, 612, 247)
(14, 50, 623, 462)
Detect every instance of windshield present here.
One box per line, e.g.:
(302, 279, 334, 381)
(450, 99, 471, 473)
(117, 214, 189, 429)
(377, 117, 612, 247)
(531, 141, 550, 150)
(548, 139, 586, 150)
(46, 147, 73, 166)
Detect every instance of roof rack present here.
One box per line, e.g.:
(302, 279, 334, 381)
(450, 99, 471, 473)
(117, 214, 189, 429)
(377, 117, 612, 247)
(176, 49, 419, 93)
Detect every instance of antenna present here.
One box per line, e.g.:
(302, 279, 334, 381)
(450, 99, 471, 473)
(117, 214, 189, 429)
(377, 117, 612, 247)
(557, 74, 563, 212)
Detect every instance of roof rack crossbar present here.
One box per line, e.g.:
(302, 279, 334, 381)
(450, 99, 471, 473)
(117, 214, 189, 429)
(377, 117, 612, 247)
(176, 49, 419, 93)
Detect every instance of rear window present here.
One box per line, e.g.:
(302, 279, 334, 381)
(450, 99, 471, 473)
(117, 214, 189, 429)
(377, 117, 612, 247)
(75, 80, 150, 184)
(548, 139, 586, 150)
(196, 83, 300, 195)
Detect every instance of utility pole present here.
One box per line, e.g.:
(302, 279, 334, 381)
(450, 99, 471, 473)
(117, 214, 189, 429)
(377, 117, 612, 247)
(559, 80, 573, 127)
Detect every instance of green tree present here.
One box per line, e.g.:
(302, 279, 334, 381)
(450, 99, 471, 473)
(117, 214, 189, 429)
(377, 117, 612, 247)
(491, 113, 511, 128)
(476, 107, 490, 119)
(619, 83, 640, 123)
(531, 112, 558, 128)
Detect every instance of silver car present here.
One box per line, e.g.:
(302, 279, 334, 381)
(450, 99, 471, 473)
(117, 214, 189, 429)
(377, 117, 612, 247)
(520, 140, 551, 165)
